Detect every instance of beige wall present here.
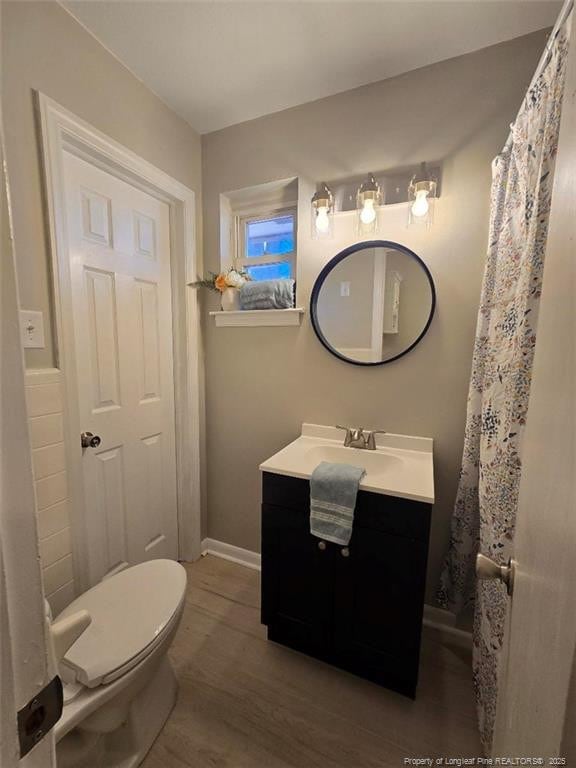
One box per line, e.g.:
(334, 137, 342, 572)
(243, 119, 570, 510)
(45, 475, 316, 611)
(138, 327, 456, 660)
(25, 369, 74, 615)
(317, 249, 376, 351)
(2, 1, 204, 609)
(201, 31, 546, 604)
(2, 4, 547, 607)
(2, 1, 203, 369)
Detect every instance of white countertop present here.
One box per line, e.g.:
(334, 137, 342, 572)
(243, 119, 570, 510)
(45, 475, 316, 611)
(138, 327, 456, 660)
(259, 423, 434, 504)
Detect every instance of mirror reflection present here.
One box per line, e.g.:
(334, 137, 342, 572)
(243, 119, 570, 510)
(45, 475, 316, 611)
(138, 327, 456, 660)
(312, 242, 435, 365)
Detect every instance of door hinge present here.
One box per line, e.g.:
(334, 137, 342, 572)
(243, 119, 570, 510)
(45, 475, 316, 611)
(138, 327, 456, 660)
(17, 676, 63, 758)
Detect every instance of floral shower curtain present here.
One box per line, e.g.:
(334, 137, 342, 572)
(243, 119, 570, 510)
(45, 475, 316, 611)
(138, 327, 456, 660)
(438, 15, 572, 753)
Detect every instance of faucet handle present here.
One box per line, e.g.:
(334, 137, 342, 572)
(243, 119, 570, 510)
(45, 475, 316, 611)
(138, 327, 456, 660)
(365, 429, 386, 450)
(335, 424, 357, 435)
(335, 425, 362, 447)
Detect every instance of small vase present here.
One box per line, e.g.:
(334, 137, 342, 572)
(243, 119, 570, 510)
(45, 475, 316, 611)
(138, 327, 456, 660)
(221, 287, 241, 311)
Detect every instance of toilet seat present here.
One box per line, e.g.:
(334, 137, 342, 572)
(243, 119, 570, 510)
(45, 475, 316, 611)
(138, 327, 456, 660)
(56, 559, 186, 688)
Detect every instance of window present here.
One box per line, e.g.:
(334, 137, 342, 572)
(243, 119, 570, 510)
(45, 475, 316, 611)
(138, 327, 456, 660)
(236, 208, 296, 281)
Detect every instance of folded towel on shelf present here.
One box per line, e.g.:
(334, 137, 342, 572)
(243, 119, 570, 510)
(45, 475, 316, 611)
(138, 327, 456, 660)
(239, 279, 295, 310)
(310, 462, 366, 546)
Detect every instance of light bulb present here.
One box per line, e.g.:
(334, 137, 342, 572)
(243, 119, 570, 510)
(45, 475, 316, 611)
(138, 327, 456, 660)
(315, 206, 330, 233)
(360, 199, 376, 225)
(411, 189, 430, 218)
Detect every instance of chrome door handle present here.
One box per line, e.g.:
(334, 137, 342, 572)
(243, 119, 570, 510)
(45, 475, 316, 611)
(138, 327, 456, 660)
(476, 553, 516, 596)
(80, 432, 101, 449)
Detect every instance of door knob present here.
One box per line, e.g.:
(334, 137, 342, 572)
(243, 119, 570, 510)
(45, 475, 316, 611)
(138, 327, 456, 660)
(340, 547, 350, 558)
(476, 553, 516, 596)
(80, 432, 101, 449)
(317, 540, 327, 551)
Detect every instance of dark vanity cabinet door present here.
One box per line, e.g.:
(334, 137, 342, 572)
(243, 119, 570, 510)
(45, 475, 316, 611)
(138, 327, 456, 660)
(261, 472, 432, 698)
(261, 502, 334, 654)
(332, 526, 428, 696)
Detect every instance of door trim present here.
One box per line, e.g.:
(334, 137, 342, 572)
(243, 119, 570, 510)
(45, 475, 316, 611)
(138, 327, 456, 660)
(1, 126, 57, 765)
(37, 93, 202, 592)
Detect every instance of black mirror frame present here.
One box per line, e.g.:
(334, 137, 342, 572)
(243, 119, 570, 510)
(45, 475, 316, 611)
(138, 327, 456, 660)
(310, 240, 436, 367)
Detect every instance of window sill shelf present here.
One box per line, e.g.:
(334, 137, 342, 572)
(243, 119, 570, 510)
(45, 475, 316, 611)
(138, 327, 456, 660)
(209, 308, 305, 327)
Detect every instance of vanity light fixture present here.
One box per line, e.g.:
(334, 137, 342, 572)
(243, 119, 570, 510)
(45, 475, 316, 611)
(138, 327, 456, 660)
(356, 174, 382, 235)
(408, 162, 437, 228)
(311, 182, 334, 239)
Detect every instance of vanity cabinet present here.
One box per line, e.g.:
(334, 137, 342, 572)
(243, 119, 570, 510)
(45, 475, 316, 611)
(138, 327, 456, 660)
(261, 471, 432, 698)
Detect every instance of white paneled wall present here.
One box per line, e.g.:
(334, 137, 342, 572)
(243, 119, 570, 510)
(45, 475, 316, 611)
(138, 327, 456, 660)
(25, 369, 76, 615)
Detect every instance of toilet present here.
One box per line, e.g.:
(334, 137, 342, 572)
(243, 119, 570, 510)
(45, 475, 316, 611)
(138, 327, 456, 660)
(50, 559, 187, 768)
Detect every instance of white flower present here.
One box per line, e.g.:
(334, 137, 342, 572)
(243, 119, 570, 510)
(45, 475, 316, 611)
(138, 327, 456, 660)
(225, 269, 246, 288)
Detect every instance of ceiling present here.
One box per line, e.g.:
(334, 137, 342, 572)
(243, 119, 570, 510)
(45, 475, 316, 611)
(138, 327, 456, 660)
(63, 1, 561, 134)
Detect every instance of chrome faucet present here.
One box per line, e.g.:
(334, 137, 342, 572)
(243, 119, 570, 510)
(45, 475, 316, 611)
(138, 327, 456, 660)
(335, 425, 386, 450)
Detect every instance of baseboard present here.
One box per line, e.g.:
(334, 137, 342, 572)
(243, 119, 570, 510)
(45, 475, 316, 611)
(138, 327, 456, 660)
(423, 607, 472, 647)
(201, 537, 472, 646)
(201, 538, 261, 570)
(423, 603, 456, 627)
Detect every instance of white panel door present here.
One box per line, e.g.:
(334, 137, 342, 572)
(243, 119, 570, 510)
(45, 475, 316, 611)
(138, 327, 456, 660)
(64, 152, 178, 585)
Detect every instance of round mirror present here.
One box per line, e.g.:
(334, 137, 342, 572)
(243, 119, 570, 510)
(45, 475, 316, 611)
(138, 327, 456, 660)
(310, 241, 436, 366)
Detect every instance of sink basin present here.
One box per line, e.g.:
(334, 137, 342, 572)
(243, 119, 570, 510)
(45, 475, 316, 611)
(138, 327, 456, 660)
(304, 444, 403, 478)
(259, 423, 434, 503)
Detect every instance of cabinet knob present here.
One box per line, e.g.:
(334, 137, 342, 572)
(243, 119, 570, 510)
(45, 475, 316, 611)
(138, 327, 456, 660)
(340, 547, 350, 558)
(317, 540, 327, 551)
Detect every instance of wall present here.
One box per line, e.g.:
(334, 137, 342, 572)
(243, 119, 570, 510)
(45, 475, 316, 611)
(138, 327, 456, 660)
(317, 249, 376, 352)
(201, 31, 546, 604)
(25, 370, 73, 615)
(2, 0, 203, 369)
(2, 1, 204, 608)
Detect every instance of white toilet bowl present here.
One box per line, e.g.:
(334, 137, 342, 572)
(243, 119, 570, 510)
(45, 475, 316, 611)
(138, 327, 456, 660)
(52, 559, 187, 768)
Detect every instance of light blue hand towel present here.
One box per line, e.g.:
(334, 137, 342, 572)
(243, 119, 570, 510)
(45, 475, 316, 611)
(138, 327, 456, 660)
(239, 279, 295, 310)
(310, 462, 366, 546)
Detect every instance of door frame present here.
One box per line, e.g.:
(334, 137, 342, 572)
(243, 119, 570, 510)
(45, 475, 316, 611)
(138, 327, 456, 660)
(370, 249, 386, 362)
(37, 93, 202, 593)
(2, 108, 57, 767)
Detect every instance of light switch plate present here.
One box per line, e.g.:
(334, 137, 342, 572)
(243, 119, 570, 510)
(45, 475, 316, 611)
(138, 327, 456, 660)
(20, 310, 45, 349)
(340, 281, 351, 297)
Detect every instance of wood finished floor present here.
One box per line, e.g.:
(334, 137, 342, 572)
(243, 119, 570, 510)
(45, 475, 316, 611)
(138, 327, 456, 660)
(142, 555, 481, 768)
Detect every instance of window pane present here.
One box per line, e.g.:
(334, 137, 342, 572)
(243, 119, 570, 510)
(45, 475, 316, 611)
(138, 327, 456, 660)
(246, 262, 292, 281)
(245, 214, 294, 258)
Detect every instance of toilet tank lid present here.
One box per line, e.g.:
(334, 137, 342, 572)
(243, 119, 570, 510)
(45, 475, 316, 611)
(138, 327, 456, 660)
(56, 559, 187, 688)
